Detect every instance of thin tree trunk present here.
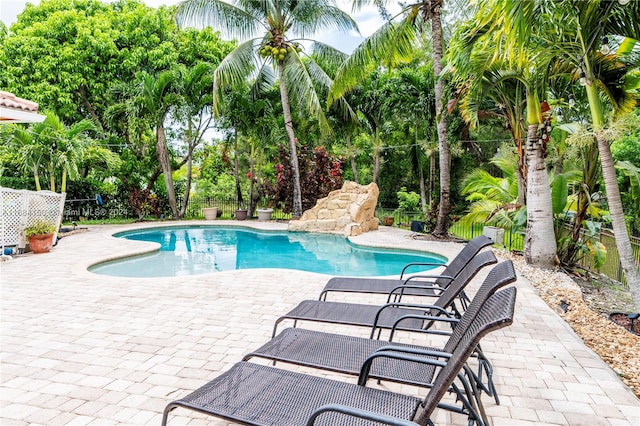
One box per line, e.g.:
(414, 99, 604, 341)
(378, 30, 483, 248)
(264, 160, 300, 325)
(156, 124, 178, 218)
(248, 141, 256, 217)
(563, 141, 599, 265)
(78, 85, 103, 130)
(33, 167, 42, 191)
(597, 133, 640, 310)
(524, 123, 557, 269)
(233, 128, 244, 210)
(278, 63, 303, 218)
(372, 128, 381, 184)
(179, 122, 195, 219)
(516, 138, 527, 205)
(346, 134, 358, 183)
(48, 162, 55, 192)
(61, 170, 67, 193)
(419, 167, 427, 214)
(431, 3, 450, 237)
(429, 150, 436, 209)
(179, 145, 193, 219)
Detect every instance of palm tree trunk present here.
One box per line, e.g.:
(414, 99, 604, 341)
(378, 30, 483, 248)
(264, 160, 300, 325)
(33, 167, 41, 191)
(584, 79, 640, 309)
(524, 123, 557, 269)
(516, 138, 527, 205)
(179, 143, 194, 219)
(278, 64, 303, 218)
(419, 167, 427, 214)
(597, 133, 640, 309)
(156, 124, 178, 218)
(429, 150, 436, 209)
(372, 129, 382, 184)
(233, 128, 244, 210)
(48, 162, 55, 192)
(431, 2, 451, 237)
(61, 170, 67, 194)
(346, 134, 358, 183)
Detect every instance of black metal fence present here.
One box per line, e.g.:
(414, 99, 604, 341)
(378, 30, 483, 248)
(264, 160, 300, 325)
(184, 195, 293, 220)
(448, 221, 639, 286)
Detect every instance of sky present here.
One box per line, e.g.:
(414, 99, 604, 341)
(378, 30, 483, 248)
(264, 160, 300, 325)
(0, 0, 401, 54)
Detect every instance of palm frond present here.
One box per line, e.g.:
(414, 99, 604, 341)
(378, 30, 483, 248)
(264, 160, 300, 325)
(309, 41, 349, 72)
(329, 10, 419, 105)
(249, 62, 277, 100)
(282, 54, 330, 135)
(213, 38, 263, 115)
(287, 0, 359, 37)
(176, 0, 263, 40)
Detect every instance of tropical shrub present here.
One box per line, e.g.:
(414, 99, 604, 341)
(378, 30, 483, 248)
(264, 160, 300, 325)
(266, 144, 343, 213)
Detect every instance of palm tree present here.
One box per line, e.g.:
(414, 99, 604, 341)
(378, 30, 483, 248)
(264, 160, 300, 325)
(566, 0, 640, 306)
(140, 71, 182, 219)
(333, 0, 451, 235)
(175, 63, 215, 219)
(447, 30, 529, 205)
(4, 112, 99, 193)
(107, 70, 182, 218)
(387, 66, 436, 212)
(458, 152, 520, 229)
(449, 1, 558, 268)
(490, 0, 640, 310)
(176, 0, 359, 218)
(4, 125, 47, 191)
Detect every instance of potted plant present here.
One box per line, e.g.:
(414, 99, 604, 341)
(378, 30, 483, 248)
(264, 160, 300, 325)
(235, 205, 248, 220)
(382, 216, 395, 226)
(24, 220, 57, 253)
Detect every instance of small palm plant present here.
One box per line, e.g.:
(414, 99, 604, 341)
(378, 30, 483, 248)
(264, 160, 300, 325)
(24, 220, 57, 237)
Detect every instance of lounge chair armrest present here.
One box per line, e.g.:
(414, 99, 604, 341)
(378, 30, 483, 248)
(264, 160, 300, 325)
(374, 345, 453, 359)
(402, 274, 455, 284)
(389, 314, 458, 340)
(307, 404, 418, 426)
(400, 262, 447, 279)
(370, 302, 454, 335)
(387, 284, 445, 302)
(358, 351, 448, 385)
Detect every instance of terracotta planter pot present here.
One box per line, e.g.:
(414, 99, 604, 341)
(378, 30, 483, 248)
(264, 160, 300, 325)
(382, 216, 394, 226)
(235, 209, 248, 220)
(28, 233, 54, 254)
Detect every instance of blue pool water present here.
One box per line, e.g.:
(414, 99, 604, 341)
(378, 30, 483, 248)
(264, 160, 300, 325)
(89, 226, 447, 278)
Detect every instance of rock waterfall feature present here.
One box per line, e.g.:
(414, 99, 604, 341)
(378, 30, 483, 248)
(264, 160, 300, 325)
(288, 181, 379, 236)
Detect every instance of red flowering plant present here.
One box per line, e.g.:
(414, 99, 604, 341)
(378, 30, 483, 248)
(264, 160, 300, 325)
(265, 143, 344, 213)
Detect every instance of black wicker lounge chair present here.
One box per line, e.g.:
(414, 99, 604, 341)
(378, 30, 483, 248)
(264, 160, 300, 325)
(246, 261, 517, 416)
(319, 235, 495, 301)
(162, 287, 517, 426)
(272, 250, 498, 339)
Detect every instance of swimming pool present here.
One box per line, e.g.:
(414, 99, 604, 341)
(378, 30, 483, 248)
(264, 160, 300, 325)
(89, 226, 447, 278)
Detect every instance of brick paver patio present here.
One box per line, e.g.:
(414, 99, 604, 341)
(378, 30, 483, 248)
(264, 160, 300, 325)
(1, 222, 638, 425)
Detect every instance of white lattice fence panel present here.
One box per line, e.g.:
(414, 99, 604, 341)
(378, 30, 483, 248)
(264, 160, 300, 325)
(1, 188, 66, 247)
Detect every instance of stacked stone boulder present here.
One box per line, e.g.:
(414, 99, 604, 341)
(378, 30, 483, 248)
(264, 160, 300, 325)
(288, 181, 380, 236)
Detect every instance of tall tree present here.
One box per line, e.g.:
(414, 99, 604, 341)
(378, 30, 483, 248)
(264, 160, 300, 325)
(493, 0, 640, 309)
(176, 0, 359, 218)
(570, 0, 640, 306)
(332, 0, 452, 235)
(3, 111, 112, 193)
(175, 63, 216, 218)
(448, 1, 558, 268)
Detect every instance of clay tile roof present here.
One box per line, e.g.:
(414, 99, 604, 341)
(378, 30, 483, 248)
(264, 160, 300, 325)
(0, 91, 40, 113)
